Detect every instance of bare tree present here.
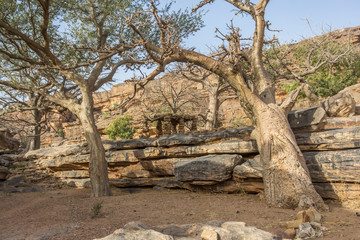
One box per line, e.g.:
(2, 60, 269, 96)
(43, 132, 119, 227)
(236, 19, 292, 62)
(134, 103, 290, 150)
(179, 66, 236, 130)
(142, 73, 202, 117)
(126, 0, 357, 210)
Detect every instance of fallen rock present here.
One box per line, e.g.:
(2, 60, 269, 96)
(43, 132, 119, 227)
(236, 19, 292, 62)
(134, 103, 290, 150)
(288, 107, 327, 131)
(174, 154, 243, 183)
(322, 91, 356, 117)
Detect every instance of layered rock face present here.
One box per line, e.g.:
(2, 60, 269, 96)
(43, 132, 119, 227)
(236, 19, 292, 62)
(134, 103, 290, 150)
(25, 110, 360, 200)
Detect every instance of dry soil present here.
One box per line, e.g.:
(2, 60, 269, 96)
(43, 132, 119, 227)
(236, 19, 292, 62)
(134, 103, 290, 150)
(0, 187, 359, 240)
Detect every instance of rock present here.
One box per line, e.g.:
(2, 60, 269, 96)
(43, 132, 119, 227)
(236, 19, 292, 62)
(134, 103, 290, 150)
(324, 115, 360, 129)
(103, 138, 156, 151)
(281, 219, 303, 229)
(112, 163, 151, 179)
(314, 182, 360, 200)
(0, 154, 17, 167)
(25, 144, 86, 160)
(95, 228, 174, 240)
(106, 150, 140, 164)
(155, 127, 253, 147)
(233, 155, 262, 179)
(201, 228, 219, 240)
(136, 139, 257, 160)
(110, 177, 183, 189)
(0, 166, 10, 180)
(322, 91, 356, 117)
(0, 128, 19, 150)
(54, 170, 89, 179)
(297, 206, 322, 223)
(288, 107, 327, 131)
(96, 221, 276, 240)
(284, 228, 296, 239)
(304, 148, 360, 183)
(63, 178, 90, 188)
(338, 83, 360, 106)
(35, 154, 90, 170)
(174, 154, 243, 183)
(296, 222, 323, 239)
(5, 175, 27, 187)
(141, 158, 188, 176)
(296, 127, 360, 151)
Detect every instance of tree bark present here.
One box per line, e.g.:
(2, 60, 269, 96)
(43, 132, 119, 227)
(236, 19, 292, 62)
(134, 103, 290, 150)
(25, 109, 42, 152)
(253, 102, 327, 210)
(78, 106, 111, 197)
(205, 85, 219, 130)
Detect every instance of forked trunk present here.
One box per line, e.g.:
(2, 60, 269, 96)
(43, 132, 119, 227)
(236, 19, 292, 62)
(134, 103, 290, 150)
(78, 108, 111, 197)
(253, 103, 327, 210)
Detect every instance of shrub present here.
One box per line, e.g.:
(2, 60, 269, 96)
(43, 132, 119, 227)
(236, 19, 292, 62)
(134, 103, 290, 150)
(104, 115, 136, 140)
(281, 81, 306, 99)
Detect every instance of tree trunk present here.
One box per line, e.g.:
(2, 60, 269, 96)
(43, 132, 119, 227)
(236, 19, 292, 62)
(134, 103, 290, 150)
(78, 107, 111, 197)
(205, 89, 219, 130)
(25, 109, 42, 152)
(253, 103, 327, 210)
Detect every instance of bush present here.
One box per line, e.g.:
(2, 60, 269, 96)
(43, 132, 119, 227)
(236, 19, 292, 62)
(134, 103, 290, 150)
(281, 81, 306, 99)
(104, 115, 136, 140)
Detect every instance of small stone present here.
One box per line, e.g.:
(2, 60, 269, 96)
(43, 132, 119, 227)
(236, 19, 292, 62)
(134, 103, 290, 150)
(201, 228, 219, 240)
(297, 206, 322, 223)
(284, 228, 296, 239)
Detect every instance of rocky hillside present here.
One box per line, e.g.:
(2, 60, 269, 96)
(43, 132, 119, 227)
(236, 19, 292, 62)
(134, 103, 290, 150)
(1, 26, 359, 148)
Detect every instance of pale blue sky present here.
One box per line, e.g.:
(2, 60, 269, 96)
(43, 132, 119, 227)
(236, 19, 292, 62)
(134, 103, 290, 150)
(167, 0, 360, 53)
(112, 0, 360, 84)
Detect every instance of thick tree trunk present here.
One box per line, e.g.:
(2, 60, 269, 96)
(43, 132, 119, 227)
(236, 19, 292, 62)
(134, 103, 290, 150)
(78, 108, 111, 197)
(253, 103, 327, 210)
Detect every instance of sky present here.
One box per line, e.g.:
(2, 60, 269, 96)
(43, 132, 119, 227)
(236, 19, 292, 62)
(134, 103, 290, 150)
(165, 0, 360, 54)
(111, 0, 360, 84)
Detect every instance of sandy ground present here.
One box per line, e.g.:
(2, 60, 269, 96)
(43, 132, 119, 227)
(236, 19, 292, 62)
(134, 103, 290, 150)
(0, 187, 359, 240)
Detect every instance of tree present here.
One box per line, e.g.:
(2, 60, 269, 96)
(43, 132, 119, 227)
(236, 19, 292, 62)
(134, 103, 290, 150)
(179, 66, 236, 130)
(142, 73, 202, 116)
(0, 82, 51, 151)
(0, 0, 202, 196)
(128, 0, 356, 210)
(265, 29, 358, 100)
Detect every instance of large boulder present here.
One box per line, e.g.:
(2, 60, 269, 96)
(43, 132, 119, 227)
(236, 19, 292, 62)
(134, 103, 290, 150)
(174, 154, 243, 183)
(339, 83, 360, 105)
(322, 91, 356, 117)
(288, 107, 327, 131)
